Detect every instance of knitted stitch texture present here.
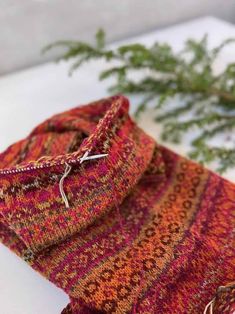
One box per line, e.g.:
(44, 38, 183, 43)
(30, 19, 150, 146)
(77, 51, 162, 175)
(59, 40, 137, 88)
(0, 95, 234, 313)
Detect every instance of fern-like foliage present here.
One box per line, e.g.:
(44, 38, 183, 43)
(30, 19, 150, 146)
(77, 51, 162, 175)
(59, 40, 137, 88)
(43, 30, 235, 173)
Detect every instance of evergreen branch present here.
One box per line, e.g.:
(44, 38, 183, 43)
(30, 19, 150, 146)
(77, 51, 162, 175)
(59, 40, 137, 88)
(43, 30, 235, 173)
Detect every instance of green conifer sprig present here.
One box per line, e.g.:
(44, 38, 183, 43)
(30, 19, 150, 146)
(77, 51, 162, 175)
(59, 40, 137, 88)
(43, 29, 235, 173)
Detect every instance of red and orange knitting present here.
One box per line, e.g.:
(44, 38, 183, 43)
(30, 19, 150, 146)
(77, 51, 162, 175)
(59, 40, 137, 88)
(0, 95, 234, 313)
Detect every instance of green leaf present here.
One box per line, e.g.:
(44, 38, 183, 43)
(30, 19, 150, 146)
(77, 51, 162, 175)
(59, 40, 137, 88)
(96, 28, 105, 50)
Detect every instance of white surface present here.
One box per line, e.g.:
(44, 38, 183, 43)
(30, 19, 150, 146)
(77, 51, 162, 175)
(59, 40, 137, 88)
(1, 16, 235, 314)
(1, 0, 235, 75)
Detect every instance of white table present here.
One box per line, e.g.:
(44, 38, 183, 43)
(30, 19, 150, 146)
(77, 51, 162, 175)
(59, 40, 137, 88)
(1, 16, 235, 314)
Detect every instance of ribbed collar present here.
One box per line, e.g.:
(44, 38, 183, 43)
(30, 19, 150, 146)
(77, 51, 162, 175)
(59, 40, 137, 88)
(0, 96, 156, 253)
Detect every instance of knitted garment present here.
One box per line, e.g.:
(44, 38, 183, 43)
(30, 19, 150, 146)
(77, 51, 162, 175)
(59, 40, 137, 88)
(0, 95, 234, 314)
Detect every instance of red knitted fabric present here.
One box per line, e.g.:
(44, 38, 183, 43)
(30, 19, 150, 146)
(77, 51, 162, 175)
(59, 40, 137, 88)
(0, 95, 234, 313)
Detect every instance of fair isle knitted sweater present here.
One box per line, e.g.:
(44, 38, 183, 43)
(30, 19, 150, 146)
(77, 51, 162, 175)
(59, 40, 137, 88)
(0, 95, 234, 314)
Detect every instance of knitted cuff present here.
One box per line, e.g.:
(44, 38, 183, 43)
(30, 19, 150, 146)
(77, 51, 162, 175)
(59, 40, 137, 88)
(0, 95, 156, 255)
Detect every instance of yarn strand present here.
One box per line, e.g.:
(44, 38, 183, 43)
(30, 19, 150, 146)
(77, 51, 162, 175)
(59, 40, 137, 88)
(59, 162, 72, 208)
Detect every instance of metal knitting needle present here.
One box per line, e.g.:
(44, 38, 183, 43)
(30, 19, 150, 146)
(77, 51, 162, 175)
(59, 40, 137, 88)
(59, 151, 108, 208)
(59, 162, 72, 208)
(79, 151, 108, 164)
(203, 298, 215, 314)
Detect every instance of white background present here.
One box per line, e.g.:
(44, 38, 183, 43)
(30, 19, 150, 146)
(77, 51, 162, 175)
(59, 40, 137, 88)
(1, 0, 235, 74)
